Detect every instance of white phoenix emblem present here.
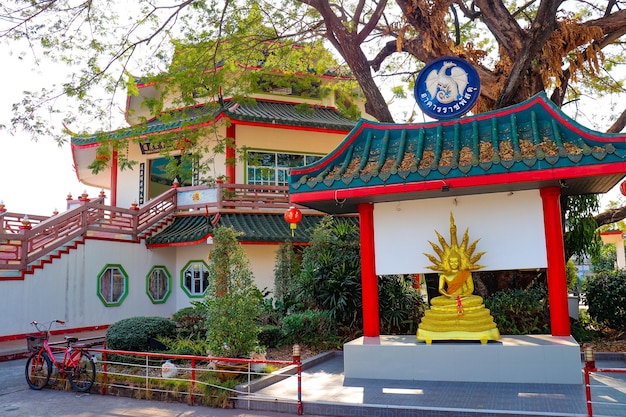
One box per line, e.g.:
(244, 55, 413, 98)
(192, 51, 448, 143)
(425, 61, 469, 104)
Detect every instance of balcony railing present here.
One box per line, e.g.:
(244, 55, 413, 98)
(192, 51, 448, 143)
(0, 182, 296, 273)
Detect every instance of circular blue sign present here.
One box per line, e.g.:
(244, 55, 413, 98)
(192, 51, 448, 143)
(414, 56, 481, 119)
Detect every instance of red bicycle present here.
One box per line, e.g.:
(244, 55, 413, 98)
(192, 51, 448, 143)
(25, 320, 96, 392)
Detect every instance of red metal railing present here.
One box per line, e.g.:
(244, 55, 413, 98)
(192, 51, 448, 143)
(583, 357, 626, 417)
(0, 183, 294, 272)
(86, 345, 303, 414)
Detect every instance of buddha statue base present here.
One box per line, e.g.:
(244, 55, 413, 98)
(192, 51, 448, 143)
(417, 295, 501, 344)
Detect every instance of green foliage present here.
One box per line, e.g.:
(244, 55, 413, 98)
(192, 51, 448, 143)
(258, 325, 283, 348)
(485, 282, 550, 335)
(570, 310, 603, 343)
(273, 240, 301, 309)
(378, 275, 426, 334)
(205, 227, 262, 358)
(566, 259, 579, 292)
(591, 243, 617, 273)
(281, 310, 338, 347)
(296, 217, 362, 331)
(157, 337, 210, 356)
(171, 306, 208, 339)
(564, 195, 602, 261)
(105, 316, 176, 352)
(582, 270, 626, 332)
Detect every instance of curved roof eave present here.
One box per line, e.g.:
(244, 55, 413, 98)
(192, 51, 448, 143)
(71, 100, 357, 149)
(289, 92, 626, 214)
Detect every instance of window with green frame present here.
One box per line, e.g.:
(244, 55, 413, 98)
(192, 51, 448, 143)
(181, 260, 210, 297)
(97, 264, 129, 307)
(146, 266, 171, 304)
(246, 151, 322, 186)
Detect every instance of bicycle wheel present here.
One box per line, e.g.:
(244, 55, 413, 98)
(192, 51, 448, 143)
(66, 351, 96, 392)
(25, 351, 52, 390)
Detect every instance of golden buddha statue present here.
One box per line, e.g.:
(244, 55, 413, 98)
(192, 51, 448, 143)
(417, 213, 500, 344)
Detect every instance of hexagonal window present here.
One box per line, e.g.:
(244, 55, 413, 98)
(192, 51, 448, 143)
(146, 266, 171, 304)
(181, 260, 209, 298)
(97, 264, 129, 306)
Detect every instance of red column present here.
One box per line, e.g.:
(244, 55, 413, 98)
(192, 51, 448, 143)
(111, 150, 118, 207)
(358, 203, 380, 337)
(540, 187, 570, 336)
(226, 124, 236, 184)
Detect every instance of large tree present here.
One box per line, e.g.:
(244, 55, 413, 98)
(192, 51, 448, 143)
(2, 0, 626, 252)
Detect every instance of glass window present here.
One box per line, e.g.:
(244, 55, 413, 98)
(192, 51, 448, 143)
(148, 155, 194, 199)
(146, 266, 171, 304)
(97, 265, 129, 306)
(181, 261, 210, 298)
(247, 151, 323, 186)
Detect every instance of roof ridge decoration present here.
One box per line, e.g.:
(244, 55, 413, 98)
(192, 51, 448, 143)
(289, 92, 626, 195)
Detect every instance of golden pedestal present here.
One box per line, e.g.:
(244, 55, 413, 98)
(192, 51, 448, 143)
(417, 295, 501, 344)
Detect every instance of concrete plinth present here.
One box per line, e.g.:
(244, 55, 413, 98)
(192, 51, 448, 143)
(344, 335, 582, 384)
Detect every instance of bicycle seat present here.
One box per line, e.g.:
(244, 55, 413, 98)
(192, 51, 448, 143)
(65, 337, 79, 344)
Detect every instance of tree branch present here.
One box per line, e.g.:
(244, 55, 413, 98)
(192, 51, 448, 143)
(595, 205, 626, 227)
(607, 107, 626, 133)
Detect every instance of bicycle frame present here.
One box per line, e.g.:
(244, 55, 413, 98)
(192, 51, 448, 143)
(30, 320, 81, 373)
(26, 320, 96, 392)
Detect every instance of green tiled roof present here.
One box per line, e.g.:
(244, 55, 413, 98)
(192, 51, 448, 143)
(289, 92, 626, 213)
(146, 213, 345, 246)
(72, 100, 356, 146)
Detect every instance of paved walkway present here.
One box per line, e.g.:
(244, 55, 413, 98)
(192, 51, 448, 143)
(2, 330, 625, 417)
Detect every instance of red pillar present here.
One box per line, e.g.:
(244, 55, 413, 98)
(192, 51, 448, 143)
(358, 203, 380, 337)
(540, 187, 570, 336)
(111, 150, 118, 207)
(226, 124, 236, 184)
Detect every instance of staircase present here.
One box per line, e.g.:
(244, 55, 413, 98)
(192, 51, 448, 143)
(0, 182, 293, 280)
(0, 189, 177, 280)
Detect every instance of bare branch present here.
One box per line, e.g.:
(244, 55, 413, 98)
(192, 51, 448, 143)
(607, 107, 626, 133)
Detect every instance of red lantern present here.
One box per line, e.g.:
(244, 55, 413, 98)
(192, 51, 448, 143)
(621, 181, 626, 197)
(284, 206, 303, 237)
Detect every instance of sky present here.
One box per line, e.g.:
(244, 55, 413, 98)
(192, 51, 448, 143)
(0, 46, 102, 215)
(0, 37, 624, 217)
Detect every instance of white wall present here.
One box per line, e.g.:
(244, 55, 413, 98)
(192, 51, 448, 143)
(2, 236, 280, 337)
(1, 239, 178, 337)
(170, 242, 280, 312)
(374, 190, 547, 275)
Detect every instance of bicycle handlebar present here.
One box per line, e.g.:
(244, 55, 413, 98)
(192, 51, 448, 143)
(30, 320, 66, 334)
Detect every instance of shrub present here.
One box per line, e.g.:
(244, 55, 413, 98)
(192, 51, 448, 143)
(106, 316, 176, 351)
(171, 306, 208, 339)
(205, 227, 262, 358)
(273, 241, 301, 310)
(582, 270, 626, 333)
(485, 282, 550, 334)
(258, 325, 282, 348)
(296, 217, 362, 332)
(378, 275, 426, 334)
(281, 310, 337, 347)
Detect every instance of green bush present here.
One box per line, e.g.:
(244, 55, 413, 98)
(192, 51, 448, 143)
(258, 325, 282, 348)
(485, 282, 550, 334)
(171, 306, 208, 339)
(106, 316, 176, 352)
(296, 217, 362, 332)
(205, 227, 262, 358)
(582, 270, 626, 332)
(378, 275, 426, 334)
(281, 310, 337, 347)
